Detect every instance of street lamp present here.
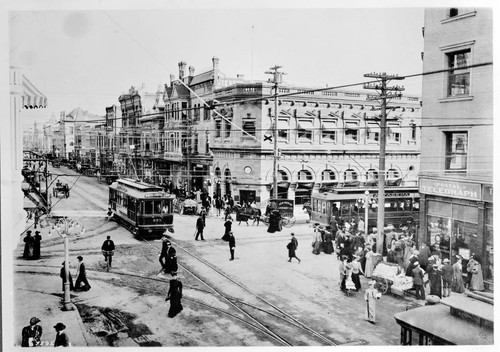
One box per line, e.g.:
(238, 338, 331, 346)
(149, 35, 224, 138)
(48, 217, 84, 311)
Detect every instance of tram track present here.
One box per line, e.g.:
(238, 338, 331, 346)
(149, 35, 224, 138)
(140, 237, 338, 346)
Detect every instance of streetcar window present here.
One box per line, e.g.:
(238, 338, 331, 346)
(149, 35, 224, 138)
(161, 202, 170, 213)
(413, 200, 420, 211)
(144, 201, 154, 214)
(153, 201, 162, 214)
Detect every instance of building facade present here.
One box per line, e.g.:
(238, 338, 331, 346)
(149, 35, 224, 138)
(209, 81, 422, 209)
(418, 8, 493, 288)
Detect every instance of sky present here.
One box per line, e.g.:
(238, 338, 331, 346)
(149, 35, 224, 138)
(5, 1, 441, 129)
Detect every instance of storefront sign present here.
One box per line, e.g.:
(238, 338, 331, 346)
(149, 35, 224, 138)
(419, 179, 481, 201)
(482, 185, 493, 203)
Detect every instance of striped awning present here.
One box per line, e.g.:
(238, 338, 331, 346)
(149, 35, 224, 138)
(22, 75, 47, 109)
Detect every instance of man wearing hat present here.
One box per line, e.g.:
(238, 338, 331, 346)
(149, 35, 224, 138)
(101, 235, 115, 267)
(33, 231, 42, 260)
(75, 256, 91, 291)
(60, 261, 74, 292)
(53, 322, 70, 347)
(23, 230, 35, 259)
(364, 280, 382, 324)
(411, 261, 426, 301)
(21, 317, 42, 347)
(441, 258, 453, 297)
(160, 239, 178, 275)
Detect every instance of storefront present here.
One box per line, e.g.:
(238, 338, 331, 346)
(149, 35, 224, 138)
(419, 177, 493, 290)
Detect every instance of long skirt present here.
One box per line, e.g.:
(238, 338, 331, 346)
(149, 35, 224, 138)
(312, 241, 322, 255)
(168, 297, 183, 318)
(351, 273, 361, 291)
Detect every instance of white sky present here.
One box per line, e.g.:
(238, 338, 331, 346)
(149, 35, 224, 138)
(4, 0, 493, 129)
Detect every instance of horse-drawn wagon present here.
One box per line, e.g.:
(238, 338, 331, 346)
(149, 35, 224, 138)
(53, 182, 70, 198)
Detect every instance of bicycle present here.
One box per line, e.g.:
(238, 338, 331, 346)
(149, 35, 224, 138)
(102, 250, 114, 271)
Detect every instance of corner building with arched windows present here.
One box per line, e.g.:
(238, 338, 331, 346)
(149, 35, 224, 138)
(208, 78, 422, 210)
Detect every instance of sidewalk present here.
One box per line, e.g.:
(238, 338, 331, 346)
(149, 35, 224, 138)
(14, 269, 90, 347)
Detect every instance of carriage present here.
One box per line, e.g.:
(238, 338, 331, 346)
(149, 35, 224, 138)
(180, 199, 198, 215)
(53, 182, 70, 198)
(371, 261, 414, 295)
(261, 198, 296, 228)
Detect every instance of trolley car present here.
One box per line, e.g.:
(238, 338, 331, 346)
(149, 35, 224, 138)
(109, 178, 174, 236)
(311, 187, 420, 231)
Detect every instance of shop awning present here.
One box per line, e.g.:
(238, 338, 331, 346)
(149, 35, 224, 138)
(345, 122, 359, 130)
(22, 75, 47, 109)
(321, 121, 337, 130)
(297, 120, 314, 130)
(366, 124, 379, 133)
(277, 120, 289, 130)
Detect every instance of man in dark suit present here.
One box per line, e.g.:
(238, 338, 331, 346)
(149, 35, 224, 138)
(412, 261, 425, 300)
(228, 232, 236, 260)
(195, 215, 205, 241)
(101, 236, 115, 266)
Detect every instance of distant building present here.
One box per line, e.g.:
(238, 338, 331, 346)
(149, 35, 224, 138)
(418, 8, 493, 289)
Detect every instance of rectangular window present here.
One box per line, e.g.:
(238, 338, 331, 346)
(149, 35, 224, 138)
(242, 121, 256, 137)
(224, 119, 232, 138)
(321, 121, 336, 143)
(345, 122, 359, 143)
(411, 124, 417, 140)
(215, 120, 221, 138)
(447, 49, 471, 97)
(277, 119, 289, 142)
(297, 120, 313, 142)
(445, 131, 468, 172)
(366, 124, 379, 142)
(388, 124, 401, 143)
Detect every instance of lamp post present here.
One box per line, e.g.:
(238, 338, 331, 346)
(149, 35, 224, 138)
(49, 217, 84, 311)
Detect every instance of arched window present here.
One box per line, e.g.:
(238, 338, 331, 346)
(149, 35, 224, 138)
(215, 167, 221, 179)
(321, 169, 336, 182)
(297, 169, 313, 181)
(366, 169, 378, 186)
(387, 168, 400, 179)
(344, 169, 358, 182)
(278, 170, 289, 182)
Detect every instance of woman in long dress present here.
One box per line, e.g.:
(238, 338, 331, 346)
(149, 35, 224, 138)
(468, 256, 484, 291)
(364, 247, 375, 278)
(364, 280, 382, 324)
(312, 227, 322, 255)
(166, 274, 183, 318)
(451, 256, 465, 293)
(350, 255, 364, 291)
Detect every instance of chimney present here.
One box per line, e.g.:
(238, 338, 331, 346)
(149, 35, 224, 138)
(170, 74, 175, 86)
(189, 66, 195, 76)
(178, 61, 187, 79)
(212, 57, 219, 71)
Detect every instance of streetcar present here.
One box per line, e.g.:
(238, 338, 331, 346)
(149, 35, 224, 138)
(108, 178, 175, 236)
(311, 187, 420, 232)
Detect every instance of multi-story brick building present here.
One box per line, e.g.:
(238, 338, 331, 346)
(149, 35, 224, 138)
(418, 8, 493, 288)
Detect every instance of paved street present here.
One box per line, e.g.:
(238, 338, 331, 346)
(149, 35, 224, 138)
(12, 166, 420, 347)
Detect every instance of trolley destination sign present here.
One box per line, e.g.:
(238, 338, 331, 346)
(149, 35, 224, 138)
(419, 178, 481, 201)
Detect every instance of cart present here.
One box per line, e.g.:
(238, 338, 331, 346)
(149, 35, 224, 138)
(53, 183, 70, 198)
(181, 199, 198, 215)
(371, 261, 402, 294)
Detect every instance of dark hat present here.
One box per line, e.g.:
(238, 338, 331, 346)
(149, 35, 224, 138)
(30, 317, 41, 325)
(27, 230, 32, 234)
(35, 231, 40, 234)
(77, 255, 83, 260)
(54, 322, 66, 331)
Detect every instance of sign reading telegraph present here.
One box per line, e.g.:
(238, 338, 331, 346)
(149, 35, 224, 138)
(419, 178, 481, 201)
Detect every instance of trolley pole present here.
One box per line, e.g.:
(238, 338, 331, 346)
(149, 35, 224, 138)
(363, 72, 404, 255)
(265, 65, 286, 199)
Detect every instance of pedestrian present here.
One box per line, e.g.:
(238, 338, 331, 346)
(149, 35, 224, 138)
(364, 280, 382, 324)
(364, 246, 375, 279)
(323, 227, 334, 254)
(74, 255, 91, 291)
(107, 207, 114, 220)
(312, 225, 322, 255)
(53, 322, 70, 347)
(468, 254, 484, 291)
(21, 317, 43, 347)
(60, 262, 74, 291)
(33, 230, 42, 260)
(267, 209, 282, 233)
(339, 255, 352, 292)
(412, 261, 426, 301)
(428, 263, 443, 298)
(350, 255, 364, 291)
(160, 240, 178, 275)
(405, 250, 420, 276)
(224, 204, 232, 221)
(195, 214, 205, 241)
(286, 233, 301, 263)
(101, 235, 115, 267)
(451, 255, 465, 293)
(221, 217, 232, 241)
(441, 258, 453, 297)
(417, 242, 432, 272)
(302, 203, 312, 223)
(215, 197, 223, 217)
(228, 232, 236, 261)
(23, 230, 35, 259)
(166, 273, 183, 318)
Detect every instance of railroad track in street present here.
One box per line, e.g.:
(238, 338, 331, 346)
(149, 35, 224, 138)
(140, 237, 339, 346)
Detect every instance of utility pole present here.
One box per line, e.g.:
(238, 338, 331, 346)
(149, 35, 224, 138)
(265, 65, 286, 199)
(363, 72, 404, 255)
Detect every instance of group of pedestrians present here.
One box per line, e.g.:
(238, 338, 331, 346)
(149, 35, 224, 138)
(22, 230, 42, 260)
(21, 317, 69, 347)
